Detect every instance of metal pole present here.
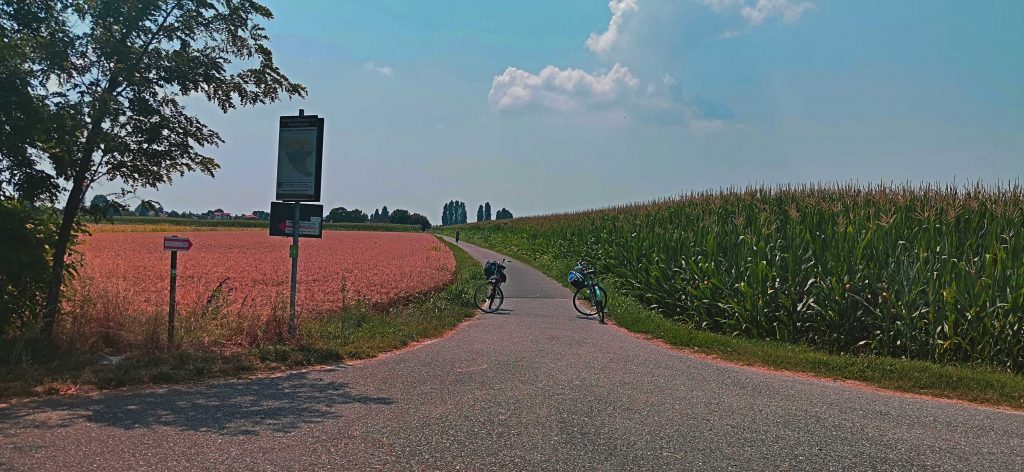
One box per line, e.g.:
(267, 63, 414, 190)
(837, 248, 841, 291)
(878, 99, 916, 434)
(168, 249, 177, 345)
(289, 201, 299, 337)
(288, 108, 305, 339)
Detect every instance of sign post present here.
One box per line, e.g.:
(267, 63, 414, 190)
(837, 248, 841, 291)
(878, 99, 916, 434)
(274, 109, 325, 338)
(163, 235, 193, 345)
(289, 201, 300, 337)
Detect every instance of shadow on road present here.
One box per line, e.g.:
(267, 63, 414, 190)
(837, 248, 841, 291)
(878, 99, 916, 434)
(0, 371, 393, 436)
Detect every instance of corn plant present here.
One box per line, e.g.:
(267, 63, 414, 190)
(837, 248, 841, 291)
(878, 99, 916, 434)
(456, 183, 1024, 372)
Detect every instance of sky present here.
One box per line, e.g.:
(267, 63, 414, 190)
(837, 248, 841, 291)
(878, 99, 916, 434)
(97, 0, 1024, 222)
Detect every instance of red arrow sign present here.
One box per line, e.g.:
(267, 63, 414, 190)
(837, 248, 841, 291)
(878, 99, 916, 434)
(277, 220, 320, 235)
(163, 236, 193, 252)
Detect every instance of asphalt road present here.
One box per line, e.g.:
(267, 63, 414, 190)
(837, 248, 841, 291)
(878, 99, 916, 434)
(1, 239, 1022, 471)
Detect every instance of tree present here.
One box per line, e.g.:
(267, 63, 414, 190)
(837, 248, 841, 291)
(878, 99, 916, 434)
(496, 208, 514, 220)
(326, 206, 350, 223)
(372, 208, 381, 222)
(2, 0, 306, 339)
(380, 206, 389, 222)
(86, 194, 120, 221)
(443, 200, 456, 226)
(325, 206, 368, 223)
(458, 201, 467, 224)
(388, 208, 411, 225)
(409, 213, 431, 231)
(484, 202, 492, 221)
(133, 200, 163, 216)
(477, 204, 484, 222)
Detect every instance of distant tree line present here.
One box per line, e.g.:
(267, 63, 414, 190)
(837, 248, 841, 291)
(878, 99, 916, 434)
(475, 202, 513, 222)
(329, 205, 431, 230)
(441, 201, 514, 226)
(85, 195, 431, 229)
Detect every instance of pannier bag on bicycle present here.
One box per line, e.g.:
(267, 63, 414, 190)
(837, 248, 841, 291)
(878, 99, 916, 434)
(568, 271, 585, 290)
(484, 261, 498, 278)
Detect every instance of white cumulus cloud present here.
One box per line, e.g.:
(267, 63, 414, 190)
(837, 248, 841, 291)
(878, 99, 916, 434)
(698, 0, 814, 25)
(586, 0, 640, 55)
(363, 62, 394, 77)
(488, 63, 640, 112)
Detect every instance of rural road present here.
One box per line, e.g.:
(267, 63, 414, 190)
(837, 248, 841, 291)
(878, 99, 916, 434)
(2, 239, 1022, 470)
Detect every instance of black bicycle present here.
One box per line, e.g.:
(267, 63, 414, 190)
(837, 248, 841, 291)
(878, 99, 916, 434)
(474, 259, 507, 313)
(568, 260, 608, 324)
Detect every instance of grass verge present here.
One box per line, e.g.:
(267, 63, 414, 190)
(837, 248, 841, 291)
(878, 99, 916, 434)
(438, 228, 1024, 410)
(0, 238, 480, 400)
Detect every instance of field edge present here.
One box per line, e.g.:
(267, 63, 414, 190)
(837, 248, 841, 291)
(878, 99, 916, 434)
(0, 237, 482, 401)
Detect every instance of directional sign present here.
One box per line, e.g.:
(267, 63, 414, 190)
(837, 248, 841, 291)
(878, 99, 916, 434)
(269, 201, 323, 238)
(276, 219, 322, 235)
(163, 236, 193, 252)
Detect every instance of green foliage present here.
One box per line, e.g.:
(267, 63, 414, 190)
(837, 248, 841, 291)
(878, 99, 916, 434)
(2, 0, 306, 339)
(388, 208, 412, 225)
(442, 201, 467, 226)
(326, 206, 369, 223)
(0, 200, 61, 336)
(408, 213, 432, 231)
(450, 183, 1024, 373)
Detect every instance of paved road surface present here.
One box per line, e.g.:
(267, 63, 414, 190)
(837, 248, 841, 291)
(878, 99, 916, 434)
(2, 239, 1022, 471)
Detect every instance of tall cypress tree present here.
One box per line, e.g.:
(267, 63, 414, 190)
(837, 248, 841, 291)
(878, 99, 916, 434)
(484, 202, 492, 221)
(477, 205, 484, 222)
(442, 202, 449, 226)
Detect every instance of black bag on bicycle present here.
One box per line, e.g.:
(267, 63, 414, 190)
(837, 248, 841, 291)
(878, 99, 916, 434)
(483, 261, 498, 278)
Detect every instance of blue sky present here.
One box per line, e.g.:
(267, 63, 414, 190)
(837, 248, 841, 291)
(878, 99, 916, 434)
(105, 0, 1024, 221)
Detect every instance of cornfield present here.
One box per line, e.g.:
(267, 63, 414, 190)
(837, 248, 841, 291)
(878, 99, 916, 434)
(461, 183, 1024, 372)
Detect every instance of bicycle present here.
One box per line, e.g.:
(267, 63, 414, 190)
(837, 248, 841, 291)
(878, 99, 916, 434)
(568, 259, 608, 324)
(474, 259, 508, 313)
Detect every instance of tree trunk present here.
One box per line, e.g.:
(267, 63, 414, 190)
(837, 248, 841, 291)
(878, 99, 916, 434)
(40, 176, 87, 340)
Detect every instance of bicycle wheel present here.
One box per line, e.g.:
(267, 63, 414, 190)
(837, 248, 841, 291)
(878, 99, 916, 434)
(573, 287, 599, 316)
(474, 282, 504, 313)
(595, 285, 607, 324)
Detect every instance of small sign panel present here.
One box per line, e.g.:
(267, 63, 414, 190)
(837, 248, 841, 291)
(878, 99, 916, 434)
(163, 236, 193, 252)
(275, 115, 324, 202)
(269, 201, 324, 238)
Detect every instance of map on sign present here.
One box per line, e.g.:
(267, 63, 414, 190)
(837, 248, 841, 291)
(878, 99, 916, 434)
(279, 129, 316, 177)
(275, 115, 323, 201)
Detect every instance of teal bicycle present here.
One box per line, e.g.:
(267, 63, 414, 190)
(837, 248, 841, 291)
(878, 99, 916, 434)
(568, 259, 608, 324)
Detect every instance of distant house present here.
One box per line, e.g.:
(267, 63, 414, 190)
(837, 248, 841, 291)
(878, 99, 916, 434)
(241, 214, 258, 220)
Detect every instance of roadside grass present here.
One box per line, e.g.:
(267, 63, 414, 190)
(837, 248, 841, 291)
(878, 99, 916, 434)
(0, 238, 480, 400)
(98, 216, 422, 232)
(438, 228, 1024, 410)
